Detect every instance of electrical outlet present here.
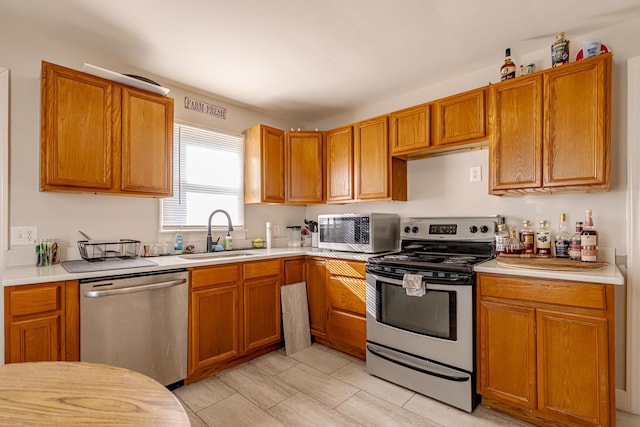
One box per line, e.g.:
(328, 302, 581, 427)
(470, 165, 482, 182)
(11, 226, 38, 245)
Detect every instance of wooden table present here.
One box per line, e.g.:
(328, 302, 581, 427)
(0, 362, 190, 426)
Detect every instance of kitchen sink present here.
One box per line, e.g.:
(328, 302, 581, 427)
(177, 251, 256, 260)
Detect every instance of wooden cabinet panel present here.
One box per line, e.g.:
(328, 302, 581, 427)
(121, 88, 173, 196)
(243, 277, 281, 352)
(537, 310, 610, 425)
(41, 62, 114, 191)
(389, 103, 431, 156)
(489, 53, 611, 195)
(190, 283, 242, 372)
(489, 76, 543, 193)
(354, 116, 390, 200)
(5, 281, 78, 364)
(9, 315, 60, 363)
(305, 258, 326, 335)
(543, 56, 611, 189)
(325, 125, 354, 203)
(479, 300, 536, 408)
(327, 309, 366, 354)
(327, 276, 366, 315)
(284, 258, 305, 285)
(244, 124, 285, 204)
(433, 88, 487, 147)
(192, 264, 241, 289)
(285, 131, 324, 204)
(243, 259, 281, 280)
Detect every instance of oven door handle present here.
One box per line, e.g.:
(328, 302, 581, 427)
(368, 273, 467, 289)
(367, 343, 470, 382)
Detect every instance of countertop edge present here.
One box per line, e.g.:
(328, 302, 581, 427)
(2, 248, 379, 287)
(473, 259, 625, 285)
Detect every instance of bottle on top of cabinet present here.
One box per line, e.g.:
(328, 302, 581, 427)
(551, 32, 570, 67)
(554, 213, 571, 258)
(569, 221, 583, 261)
(500, 48, 516, 81)
(535, 220, 553, 257)
(519, 220, 535, 255)
(581, 210, 598, 262)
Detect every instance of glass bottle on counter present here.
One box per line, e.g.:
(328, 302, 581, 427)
(494, 221, 509, 255)
(505, 226, 523, 255)
(554, 213, 571, 258)
(535, 220, 553, 257)
(500, 48, 516, 81)
(569, 221, 583, 261)
(581, 210, 598, 262)
(520, 220, 535, 255)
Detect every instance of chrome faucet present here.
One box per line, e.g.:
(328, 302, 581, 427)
(206, 209, 234, 252)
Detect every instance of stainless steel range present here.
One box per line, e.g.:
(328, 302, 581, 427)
(365, 217, 497, 412)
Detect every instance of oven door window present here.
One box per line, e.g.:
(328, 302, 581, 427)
(377, 281, 457, 340)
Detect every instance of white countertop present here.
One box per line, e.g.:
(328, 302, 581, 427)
(2, 248, 378, 287)
(474, 258, 625, 285)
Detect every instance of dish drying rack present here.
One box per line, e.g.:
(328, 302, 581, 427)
(78, 239, 140, 262)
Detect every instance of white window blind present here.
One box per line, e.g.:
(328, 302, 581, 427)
(161, 123, 244, 229)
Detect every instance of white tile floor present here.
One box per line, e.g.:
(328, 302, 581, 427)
(175, 344, 640, 427)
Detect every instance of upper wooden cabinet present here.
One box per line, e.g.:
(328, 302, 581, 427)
(285, 131, 324, 204)
(40, 61, 174, 197)
(354, 116, 407, 202)
(244, 124, 286, 204)
(432, 87, 487, 148)
(325, 125, 355, 203)
(490, 53, 611, 195)
(389, 103, 432, 157)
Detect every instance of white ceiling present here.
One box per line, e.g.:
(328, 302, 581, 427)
(3, 0, 640, 123)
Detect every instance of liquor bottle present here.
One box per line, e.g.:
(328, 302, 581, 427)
(500, 48, 516, 81)
(520, 220, 535, 255)
(581, 210, 598, 262)
(551, 32, 570, 67)
(554, 213, 571, 258)
(569, 222, 583, 261)
(495, 223, 509, 255)
(535, 220, 552, 257)
(505, 226, 523, 255)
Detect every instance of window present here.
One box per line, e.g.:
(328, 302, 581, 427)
(161, 123, 244, 229)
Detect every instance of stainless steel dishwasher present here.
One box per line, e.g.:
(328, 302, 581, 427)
(80, 269, 188, 388)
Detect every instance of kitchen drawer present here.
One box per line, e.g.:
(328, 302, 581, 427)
(326, 260, 366, 279)
(328, 309, 366, 351)
(7, 283, 62, 316)
(478, 274, 607, 310)
(191, 264, 241, 289)
(243, 259, 281, 280)
(327, 276, 366, 315)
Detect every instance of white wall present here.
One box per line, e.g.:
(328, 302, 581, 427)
(0, 22, 305, 265)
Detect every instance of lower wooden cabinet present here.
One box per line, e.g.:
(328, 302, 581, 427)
(188, 260, 282, 382)
(324, 259, 366, 359)
(305, 258, 327, 336)
(477, 273, 615, 427)
(4, 281, 79, 363)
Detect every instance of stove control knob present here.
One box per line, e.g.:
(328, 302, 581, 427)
(469, 225, 478, 233)
(404, 226, 411, 233)
(479, 225, 489, 233)
(411, 226, 419, 234)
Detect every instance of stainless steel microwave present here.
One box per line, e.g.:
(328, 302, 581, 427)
(318, 213, 399, 253)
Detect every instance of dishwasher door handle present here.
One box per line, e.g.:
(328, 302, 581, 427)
(83, 279, 187, 298)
